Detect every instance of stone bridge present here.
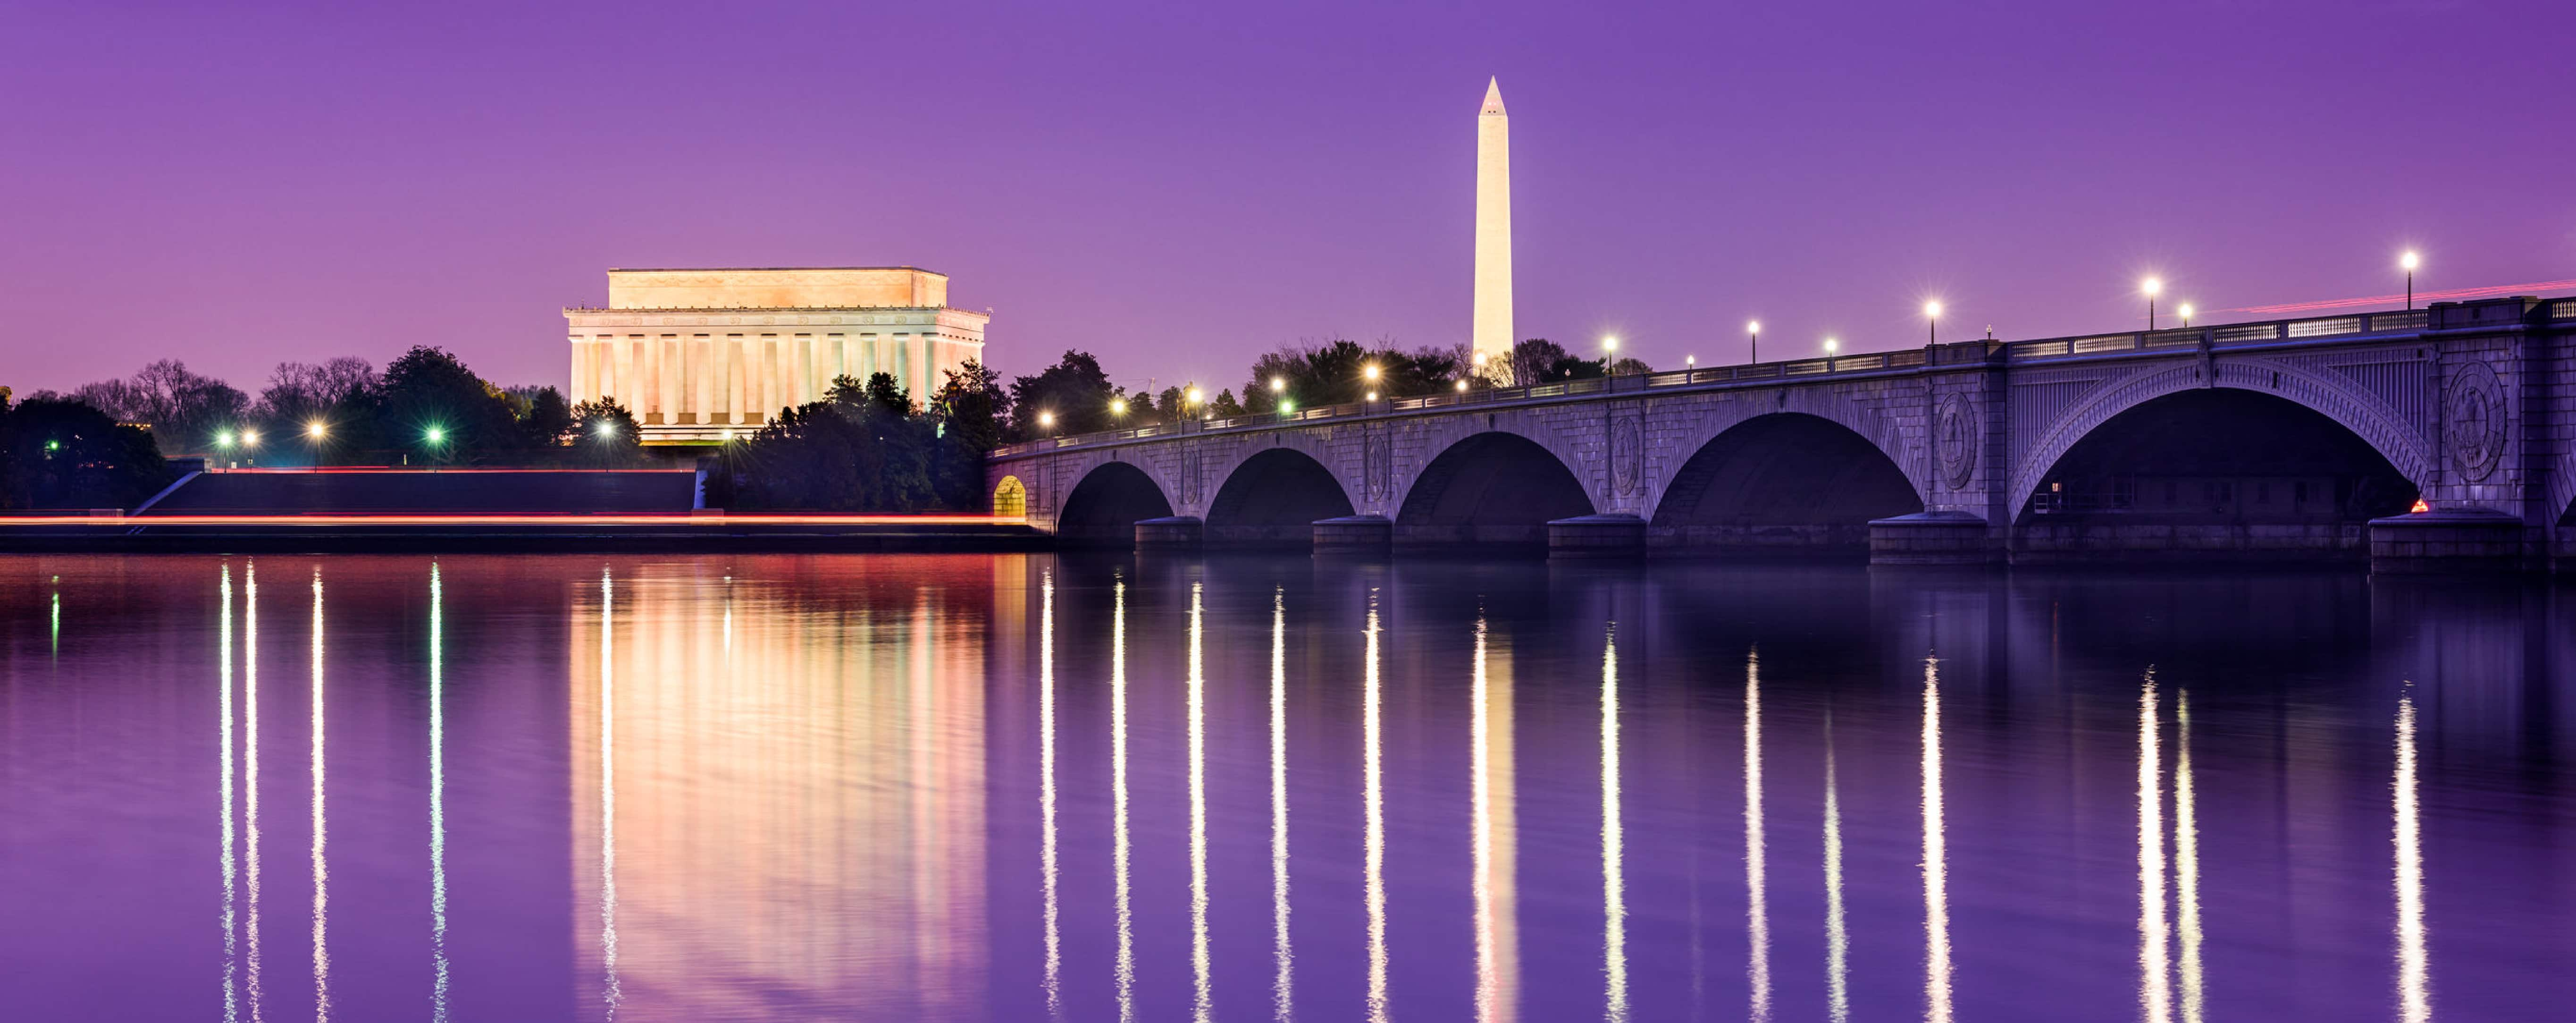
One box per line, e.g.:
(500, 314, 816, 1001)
(986, 296, 2576, 570)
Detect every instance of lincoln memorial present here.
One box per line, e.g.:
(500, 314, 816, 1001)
(566, 266, 990, 444)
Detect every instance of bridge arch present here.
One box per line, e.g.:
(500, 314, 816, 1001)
(1395, 430, 1594, 545)
(2008, 359, 2433, 519)
(1056, 458, 1175, 545)
(1649, 412, 1923, 553)
(1205, 446, 1355, 545)
(991, 474, 1027, 519)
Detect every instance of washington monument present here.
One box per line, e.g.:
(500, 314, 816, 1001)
(1473, 77, 1513, 364)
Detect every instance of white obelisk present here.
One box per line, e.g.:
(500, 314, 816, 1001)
(1473, 77, 1514, 366)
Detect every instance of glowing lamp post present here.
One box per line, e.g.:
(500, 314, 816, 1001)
(1823, 337, 1838, 371)
(2401, 251, 2420, 310)
(2142, 277, 2163, 330)
(1924, 300, 1943, 345)
(1747, 321, 1761, 364)
(1037, 411, 1056, 437)
(1454, 379, 1469, 393)
(2179, 304, 2195, 328)
(305, 422, 328, 469)
(1109, 397, 1127, 418)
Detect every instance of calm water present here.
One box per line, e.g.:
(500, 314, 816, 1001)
(2, 554, 2571, 1021)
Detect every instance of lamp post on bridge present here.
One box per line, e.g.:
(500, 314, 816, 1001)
(1924, 300, 1943, 345)
(2142, 277, 2163, 331)
(1747, 321, 1760, 365)
(2401, 251, 2420, 310)
(1823, 337, 1838, 372)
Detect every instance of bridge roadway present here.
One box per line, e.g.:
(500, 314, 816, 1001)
(985, 296, 2576, 570)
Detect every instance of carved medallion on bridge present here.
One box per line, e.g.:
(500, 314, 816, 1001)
(1363, 429, 1393, 501)
(1934, 392, 1978, 490)
(1611, 416, 1644, 496)
(1179, 445, 1204, 505)
(2444, 360, 2505, 482)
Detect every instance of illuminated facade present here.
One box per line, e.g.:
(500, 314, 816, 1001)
(565, 267, 990, 444)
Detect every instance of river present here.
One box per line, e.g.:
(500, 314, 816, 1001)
(1, 553, 2568, 1021)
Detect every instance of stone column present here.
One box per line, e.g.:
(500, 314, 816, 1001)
(642, 336, 664, 423)
(571, 337, 594, 405)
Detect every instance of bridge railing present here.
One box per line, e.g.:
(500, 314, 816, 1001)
(989, 296, 2574, 458)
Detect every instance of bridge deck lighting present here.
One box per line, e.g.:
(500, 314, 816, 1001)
(1185, 387, 1204, 405)
(2178, 304, 2195, 327)
(2142, 277, 2165, 329)
(1362, 364, 1381, 381)
(1110, 397, 1128, 415)
(1037, 411, 1056, 428)
(1823, 338, 1838, 355)
(1686, 355, 1696, 367)
(1366, 390, 1379, 402)
(1925, 300, 1943, 344)
(2401, 251, 2421, 309)
(1278, 399, 1294, 414)
(1603, 336, 1619, 352)
(1270, 376, 1286, 392)
(1748, 321, 1761, 364)
(1455, 379, 1470, 393)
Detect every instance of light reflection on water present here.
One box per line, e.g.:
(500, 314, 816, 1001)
(0, 555, 2572, 1021)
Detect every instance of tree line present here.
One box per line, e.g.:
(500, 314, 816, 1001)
(3, 335, 1640, 511)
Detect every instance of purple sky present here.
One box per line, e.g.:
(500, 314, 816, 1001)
(6, 0, 2572, 397)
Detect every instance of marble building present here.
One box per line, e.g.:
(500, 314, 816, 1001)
(566, 267, 990, 444)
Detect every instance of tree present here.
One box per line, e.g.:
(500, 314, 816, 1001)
(518, 387, 573, 448)
(71, 360, 250, 454)
(1500, 338, 1602, 385)
(568, 397, 642, 465)
(379, 346, 522, 462)
(1239, 338, 1468, 412)
(862, 372, 915, 419)
(0, 396, 172, 509)
(1007, 350, 1118, 438)
(931, 358, 1009, 453)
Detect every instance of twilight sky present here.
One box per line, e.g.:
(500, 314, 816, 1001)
(5, 0, 2571, 396)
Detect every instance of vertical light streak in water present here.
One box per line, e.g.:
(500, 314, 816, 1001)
(308, 568, 330, 1022)
(2138, 678, 2171, 1023)
(1921, 652, 1951, 1023)
(1188, 582, 1213, 1023)
(1039, 572, 1061, 1017)
(218, 565, 239, 1023)
(50, 579, 60, 658)
(1745, 647, 1770, 1022)
(2394, 691, 2430, 1023)
(599, 568, 621, 1019)
(428, 565, 450, 1022)
(1271, 587, 1294, 1021)
(1364, 591, 1391, 1023)
(1470, 613, 1508, 1023)
(1111, 577, 1134, 1023)
(2174, 691, 2202, 1023)
(243, 563, 264, 1023)
(1823, 714, 1848, 1023)
(1601, 623, 1628, 1023)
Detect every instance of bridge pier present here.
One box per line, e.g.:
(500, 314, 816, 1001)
(1312, 515, 1393, 554)
(1133, 516, 1203, 549)
(2368, 507, 2525, 574)
(1547, 514, 1646, 558)
(1869, 511, 1995, 566)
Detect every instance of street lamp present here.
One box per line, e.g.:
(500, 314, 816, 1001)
(1037, 410, 1056, 435)
(2179, 304, 2195, 328)
(1185, 387, 1203, 406)
(1362, 364, 1381, 382)
(595, 423, 616, 439)
(2142, 277, 2163, 330)
(1109, 397, 1128, 417)
(1366, 390, 1379, 402)
(1823, 337, 1838, 370)
(2400, 251, 2420, 310)
(1454, 379, 1469, 393)
(306, 422, 328, 439)
(423, 426, 446, 445)
(1747, 320, 1761, 364)
(216, 430, 235, 449)
(240, 429, 260, 448)
(1269, 376, 1286, 393)
(1924, 300, 1943, 345)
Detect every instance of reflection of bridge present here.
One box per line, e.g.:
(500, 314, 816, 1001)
(987, 296, 2576, 569)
